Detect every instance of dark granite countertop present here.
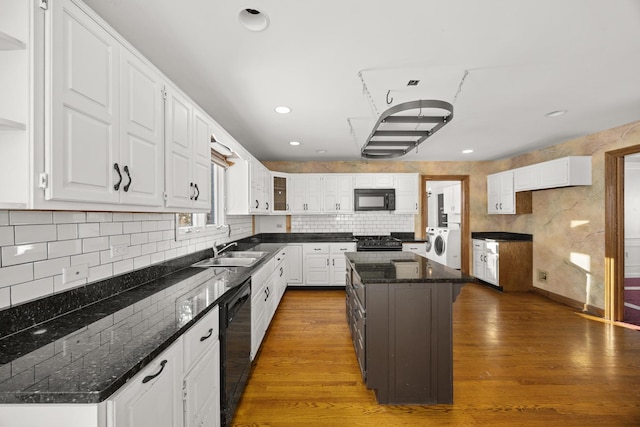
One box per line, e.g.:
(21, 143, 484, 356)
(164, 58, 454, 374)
(346, 252, 475, 284)
(471, 232, 532, 242)
(0, 243, 285, 404)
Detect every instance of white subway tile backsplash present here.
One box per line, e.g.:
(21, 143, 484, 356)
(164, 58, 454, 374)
(12, 277, 54, 305)
(0, 264, 34, 287)
(87, 212, 112, 223)
(0, 288, 9, 309)
(112, 212, 133, 222)
(82, 236, 109, 253)
(48, 239, 82, 258)
(34, 257, 70, 280)
(100, 222, 123, 236)
(57, 224, 78, 240)
(70, 252, 101, 267)
(78, 223, 100, 238)
(123, 222, 141, 234)
(89, 264, 113, 283)
(0, 211, 253, 310)
(113, 259, 134, 276)
(15, 225, 57, 244)
(0, 226, 14, 246)
(9, 211, 53, 225)
(2, 243, 48, 267)
(0, 211, 9, 226)
(52, 212, 86, 224)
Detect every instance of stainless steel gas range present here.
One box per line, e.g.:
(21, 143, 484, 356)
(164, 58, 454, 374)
(355, 235, 403, 251)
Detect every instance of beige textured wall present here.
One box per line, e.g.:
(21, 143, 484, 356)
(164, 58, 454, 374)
(265, 120, 640, 310)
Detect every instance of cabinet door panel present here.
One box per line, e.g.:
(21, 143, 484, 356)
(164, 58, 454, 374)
(165, 89, 193, 208)
(120, 50, 164, 206)
(49, 0, 120, 203)
(192, 111, 212, 210)
(184, 342, 220, 427)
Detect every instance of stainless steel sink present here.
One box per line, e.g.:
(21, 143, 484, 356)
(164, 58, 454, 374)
(192, 251, 268, 268)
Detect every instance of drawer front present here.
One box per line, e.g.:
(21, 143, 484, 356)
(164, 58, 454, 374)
(303, 243, 330, 254)
(330, 242, 356, 253)
(183, 306, 219, 371)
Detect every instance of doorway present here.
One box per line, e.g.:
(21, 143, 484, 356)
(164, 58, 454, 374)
(605, 144, 640, 324)
(421, 175, 470, 274)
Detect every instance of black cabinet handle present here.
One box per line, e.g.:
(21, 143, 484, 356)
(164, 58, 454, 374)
(190, 182, 194, 200)
(142, 360, 167, 384)
(255, 200, 259, 208)
(114, 163, 122, 191)
(279, 267, 283, 277)
(266, 202, 269, 209)
(123, 165, 131, 192)
(200, 328, 213, 342)
(194, 183, 200, 200)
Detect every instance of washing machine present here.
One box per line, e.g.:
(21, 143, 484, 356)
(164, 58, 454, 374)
(432, 228, 461, 269)
(425, 227, 436, 261)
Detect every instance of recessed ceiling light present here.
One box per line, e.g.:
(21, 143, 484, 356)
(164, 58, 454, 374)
(289, 141, 300, 146)
(238, 8, 270, 32)
(462, 149, 473, 154)
(316, 149, 327, 154)
(275, 106, 291, 114)
(545, 109, 567, 117)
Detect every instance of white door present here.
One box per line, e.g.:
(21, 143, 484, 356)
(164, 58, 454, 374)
(192, 110, 212, 210)
(395, 174, 418, 214)
(49, 0, 120, 204)
(322, 175, 339, 213)
(305, 254, 330, 285)
(499, 172, 515, 213)
(165, 86, 193, 209)
(286, 245, 303, 284)
(337, 175, 354, 213)
(289, 175, 307, 213)
(119, 49, 164, 206)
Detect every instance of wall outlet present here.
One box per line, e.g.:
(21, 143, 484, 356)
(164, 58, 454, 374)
(537, 269, 549, 283)
(62, 264, 89, 284)
(111, 244, 129, 257)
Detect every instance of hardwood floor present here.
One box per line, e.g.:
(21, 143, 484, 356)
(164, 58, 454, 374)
(232, 284, 640, 426)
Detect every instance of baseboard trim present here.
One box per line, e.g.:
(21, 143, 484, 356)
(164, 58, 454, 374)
(532, 287, 604, 317)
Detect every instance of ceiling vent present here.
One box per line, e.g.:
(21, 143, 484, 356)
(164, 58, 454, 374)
(360, 100, 453, 159)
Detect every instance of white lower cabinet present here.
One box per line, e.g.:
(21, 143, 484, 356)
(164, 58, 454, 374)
(302, 242, 356, 286)
(402, 242, 427, 257)
(109, 342, 184, 427)
(286, 245, 303, 285)
(251, 257, 275, 360)
(472, 239, 498, 285)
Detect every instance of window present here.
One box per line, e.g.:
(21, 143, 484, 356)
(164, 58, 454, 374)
(175, 163, 226, 240)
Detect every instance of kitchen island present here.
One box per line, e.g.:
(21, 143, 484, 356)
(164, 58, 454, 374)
(345, 251, 474, 405)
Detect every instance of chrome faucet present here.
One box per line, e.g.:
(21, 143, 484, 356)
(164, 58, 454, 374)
(214, 241, 238, 258)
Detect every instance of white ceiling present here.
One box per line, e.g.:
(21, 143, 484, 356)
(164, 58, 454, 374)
(83, 0, 640, 162)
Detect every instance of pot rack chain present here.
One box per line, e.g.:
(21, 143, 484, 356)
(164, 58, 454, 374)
(358, 71, 380, 119)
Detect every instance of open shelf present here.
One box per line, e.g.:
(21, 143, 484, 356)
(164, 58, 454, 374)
(0, 31, 26, 50)
(0, 117, 26, 131)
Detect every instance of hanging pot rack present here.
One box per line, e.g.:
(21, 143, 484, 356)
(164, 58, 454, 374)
(360, 99, 454, 159)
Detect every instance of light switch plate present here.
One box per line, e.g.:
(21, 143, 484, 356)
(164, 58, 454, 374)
(62, 264, 89, 284)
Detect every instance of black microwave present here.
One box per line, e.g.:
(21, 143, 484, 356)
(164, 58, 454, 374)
(354, 188, 396, 211)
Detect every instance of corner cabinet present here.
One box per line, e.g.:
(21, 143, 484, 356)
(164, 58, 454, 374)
(513, 156, 592, 191)
(225, 158, 272, 215)
(487, 171, 532, 215)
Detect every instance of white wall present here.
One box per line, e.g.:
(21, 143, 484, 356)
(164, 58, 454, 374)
(0, 210, 253, 311)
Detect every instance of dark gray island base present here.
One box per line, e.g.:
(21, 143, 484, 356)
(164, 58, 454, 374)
(345, 251, 474, 405)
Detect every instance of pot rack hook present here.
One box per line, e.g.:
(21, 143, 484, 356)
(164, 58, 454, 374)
(386, 90, 393, 105)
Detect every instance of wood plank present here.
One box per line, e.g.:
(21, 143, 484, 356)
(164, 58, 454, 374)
(232, 286, 640, 426)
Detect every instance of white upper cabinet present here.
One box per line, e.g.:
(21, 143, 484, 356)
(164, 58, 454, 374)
(225, 158, 271, 215)
(513, 156, 592, 191)
(118, 48, 165, 207)
(487, 171, 515, 214)
(290, 174, 322, 214)
(443, 183, 461, 215)
(353, 173, 395, 189)
(322, 174, 353, 213)
(48, 0, 122, 204)
(394, 173, 419, 214)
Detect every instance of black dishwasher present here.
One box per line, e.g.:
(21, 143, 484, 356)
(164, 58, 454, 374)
(220, 278, 251, 427)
